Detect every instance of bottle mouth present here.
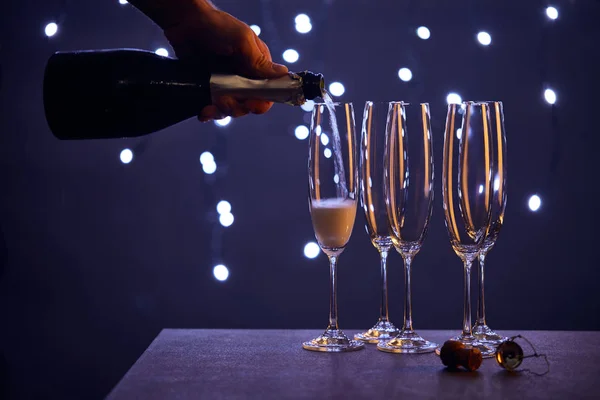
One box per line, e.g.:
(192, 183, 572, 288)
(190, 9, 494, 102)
(297, 71, 324, 100)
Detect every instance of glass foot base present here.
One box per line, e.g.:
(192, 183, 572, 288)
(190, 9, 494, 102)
(354, 320, 400, 344)
(377, 330, 438, 354)
(302, 329, 365, 352)
(473, 324, 508, 345)
(434, 335, 496, 358)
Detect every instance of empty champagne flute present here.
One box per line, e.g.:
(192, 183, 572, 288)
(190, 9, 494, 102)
(473, 101, 508, 344)
(303, 101, 364, 352)
(355, 101, 400, 343)
(377, 102, 438, 354)
(440, 101, 495, 357)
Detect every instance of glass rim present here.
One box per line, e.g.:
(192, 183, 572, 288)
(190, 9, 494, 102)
(312, 101, 353, 107)
(454, 100, 504, 106)
(365, 100, 429, 106)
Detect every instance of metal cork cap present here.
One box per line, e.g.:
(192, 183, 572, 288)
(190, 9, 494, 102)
(297, 71, 325, 100)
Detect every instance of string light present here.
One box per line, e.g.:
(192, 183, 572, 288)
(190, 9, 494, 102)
(546, 6, 558, 20)
(250, 25, 261, 36)
(219, 212, 234, 227)
(155, 48, 169, 57)
(120, 148, 133, 164)
(416, 26, 430, 40)
(202, 161, 217, 174)
(446, 93, 462, 104)
(304, 242, 320, 258)
(216, 201, 232, 215)
(544, 88, 557, 105)
(215, 116, 232, 127)
(213, 264, 229, 281)
(477, 31, 492, 46)
(398, 67, 413, 82)
(295, 13, 312, 33)
(528, 195, 542, 211)
(44, 22, 58, 37)
(301, 100, 315, 112)
(295, 125, 309, 140)
(283, 49, 299, 63)
(199, 151, 214, 165)
(328, 82, 345, 96)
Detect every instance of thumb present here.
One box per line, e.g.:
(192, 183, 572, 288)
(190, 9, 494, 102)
(238, 36, 288, 79)
(252, 54, 288, 79)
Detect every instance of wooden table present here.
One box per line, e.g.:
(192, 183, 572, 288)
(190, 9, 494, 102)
(106, 329, 600, 399)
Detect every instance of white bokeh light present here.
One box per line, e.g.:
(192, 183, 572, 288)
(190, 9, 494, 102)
(45, 22, 58, 37)
(416, 26, 430, 40)
(215, 116, 232, 127)
(120, 148, 133, 164)
(250, 24, 261, 36)
(295, 14, 312, 34)
(155, 48, 169, 57)
(119, 0, 128, 4)
(199, 151, 214, 165)
(528, 194, 542, 211)
(324, 148, 332, 158)
(477, 31, 492, 46)
(301, 100, 315, 112)
(219, 212, 234, 227)
(546, 6, 558, 20)
(329, 82, 345, 96)
(213, 264, 229, 281)
(398, 67, 413, 82)
(296, 21, 312, 34)
(295, 125, 309, 140)
(283, 49, 300, 63)
(304, 242, 320, 259)
(544, 88, 557, 105)
(295, 14, 310, 25)
(447, 93, 462, 104)
(320, 133, 330, 146)
(216, 200, 231, 215)
(202, 160, 217, 174)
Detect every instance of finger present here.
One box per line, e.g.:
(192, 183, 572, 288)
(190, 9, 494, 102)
(255, 36, 272, 60)
(237, 31, 288, 79)
(214, 96, 250, 118)
(198, 105, 221, 121)
(243, 99, 274, 115)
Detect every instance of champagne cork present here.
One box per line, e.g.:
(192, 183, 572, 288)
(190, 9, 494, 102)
(440, 340, 483, 372)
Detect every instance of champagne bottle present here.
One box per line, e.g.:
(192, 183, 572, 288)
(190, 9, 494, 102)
(43, 48, 324, 140)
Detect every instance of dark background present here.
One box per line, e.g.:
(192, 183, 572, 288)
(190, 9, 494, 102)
(1, 0, 599, 398)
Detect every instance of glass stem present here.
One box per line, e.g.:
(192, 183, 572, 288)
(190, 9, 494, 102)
(476, 252, 487, 327)
(327, 255, 339, 331)
(402, 255, 414, 332)
(379, 248, 390, 323)
(462, 258, 473, 338)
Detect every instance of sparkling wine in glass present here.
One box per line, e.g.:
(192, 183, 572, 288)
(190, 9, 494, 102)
(473, 101, 508, 344)
(303, 101, 364, 352)
(354, 101, 400, 343)
(377, 102, 438, 354)
(440, 101, 495, 357)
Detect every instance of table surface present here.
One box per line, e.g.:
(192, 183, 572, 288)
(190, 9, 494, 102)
(106, 329, 600, 399)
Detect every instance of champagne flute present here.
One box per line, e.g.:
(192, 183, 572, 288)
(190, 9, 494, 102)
(377, 102, 438, 354)
(355, 101, 400, 343)
(473, 101, 508, 344)
(440, 101, 495, 357)
(303, 101, 364, 352)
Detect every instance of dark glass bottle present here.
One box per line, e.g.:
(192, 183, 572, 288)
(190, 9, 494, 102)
(43, 48, 324, 140)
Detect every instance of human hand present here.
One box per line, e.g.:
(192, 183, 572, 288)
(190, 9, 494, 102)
(163, 8, 289, 122)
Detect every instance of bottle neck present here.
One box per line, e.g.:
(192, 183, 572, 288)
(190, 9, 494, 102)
(209, 72, 307, 106)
